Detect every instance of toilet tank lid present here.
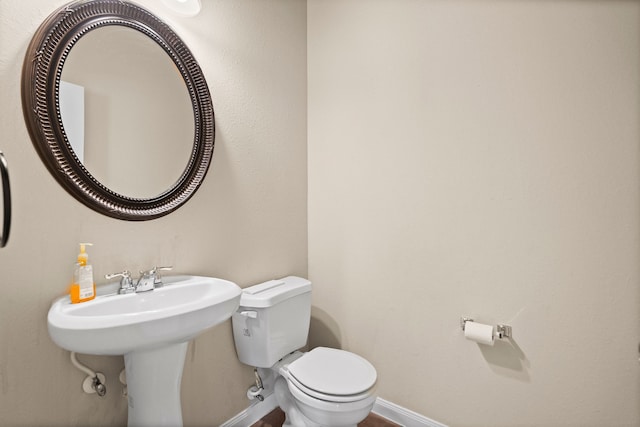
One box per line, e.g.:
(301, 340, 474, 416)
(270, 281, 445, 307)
(240, 276, 311, 308)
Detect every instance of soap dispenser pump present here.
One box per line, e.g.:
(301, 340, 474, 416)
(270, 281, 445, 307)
(70, 243, 95, 304)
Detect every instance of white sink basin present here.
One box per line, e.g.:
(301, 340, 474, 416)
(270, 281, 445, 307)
(47, 275, 241, 427)
(48, 275, 241, 355)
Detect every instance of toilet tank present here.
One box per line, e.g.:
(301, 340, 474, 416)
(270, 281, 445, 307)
(232, 276, 312, 368)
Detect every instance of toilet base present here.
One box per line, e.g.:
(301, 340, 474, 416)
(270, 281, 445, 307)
(275, 377, 323, 427)
(274, 376, 371, 427)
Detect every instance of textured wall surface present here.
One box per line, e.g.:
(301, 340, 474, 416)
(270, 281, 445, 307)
(308, 1, 640, 426)
(0, 0, 307, 425)
(3, 1, 640, 426)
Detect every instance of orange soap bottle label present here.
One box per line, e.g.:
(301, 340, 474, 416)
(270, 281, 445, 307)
(70, 282, 96, 304)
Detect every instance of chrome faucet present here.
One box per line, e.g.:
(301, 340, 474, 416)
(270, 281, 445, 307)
(105, 266, 173, 294)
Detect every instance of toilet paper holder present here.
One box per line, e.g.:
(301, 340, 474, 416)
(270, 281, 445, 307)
(460, 317, 512, 339)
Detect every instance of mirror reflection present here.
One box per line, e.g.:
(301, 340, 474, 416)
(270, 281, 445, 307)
(60, 26, 194, 199)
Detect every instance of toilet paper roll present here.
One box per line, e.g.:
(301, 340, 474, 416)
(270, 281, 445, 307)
(464, 321, 495, 346)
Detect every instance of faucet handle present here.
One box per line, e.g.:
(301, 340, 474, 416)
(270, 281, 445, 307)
(139, 266, 173, 276)
(105, 270, 135, 294)
(139, 266, 173, 287)
(105, 270, 132, 280)
(154, 266, 172, 287)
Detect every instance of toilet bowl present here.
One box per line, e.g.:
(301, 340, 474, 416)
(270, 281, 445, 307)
(274, 348, 377, 426)
(231, 277, 378, 427)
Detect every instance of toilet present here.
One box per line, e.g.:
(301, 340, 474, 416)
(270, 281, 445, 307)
(232, 276, 377, 427)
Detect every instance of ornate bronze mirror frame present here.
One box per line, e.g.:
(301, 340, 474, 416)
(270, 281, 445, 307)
(22, 0, 214, 220)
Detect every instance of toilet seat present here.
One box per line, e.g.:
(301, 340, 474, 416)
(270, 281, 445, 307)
(283, 347, 377, 403)
(287, 379, 377, 413)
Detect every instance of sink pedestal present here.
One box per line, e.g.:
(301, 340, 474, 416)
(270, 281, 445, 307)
(124, 342, 189, 427)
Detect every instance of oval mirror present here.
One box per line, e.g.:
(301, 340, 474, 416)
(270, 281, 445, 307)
(21, 0, 214, 220)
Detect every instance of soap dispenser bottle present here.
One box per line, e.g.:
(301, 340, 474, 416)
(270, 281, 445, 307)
(70, 243, 95, 304)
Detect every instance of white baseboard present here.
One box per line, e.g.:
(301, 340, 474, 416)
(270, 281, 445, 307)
(372, 398, 447, 427)
(219, 392, 278, 427)
(220, 395, 447, 427)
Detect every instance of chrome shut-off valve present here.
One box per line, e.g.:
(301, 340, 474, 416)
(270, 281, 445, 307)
(247, 368, 264, 401)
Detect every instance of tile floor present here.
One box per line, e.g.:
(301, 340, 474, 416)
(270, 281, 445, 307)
(250, 408, 401, 427)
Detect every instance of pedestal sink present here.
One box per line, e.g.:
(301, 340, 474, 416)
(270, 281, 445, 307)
(47, 275, 241, 427)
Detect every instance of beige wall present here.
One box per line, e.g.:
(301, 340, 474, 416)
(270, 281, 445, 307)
(3, 0, 640, 426)
(0, 0, 307, 426)
(308, 1, 640, 427)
